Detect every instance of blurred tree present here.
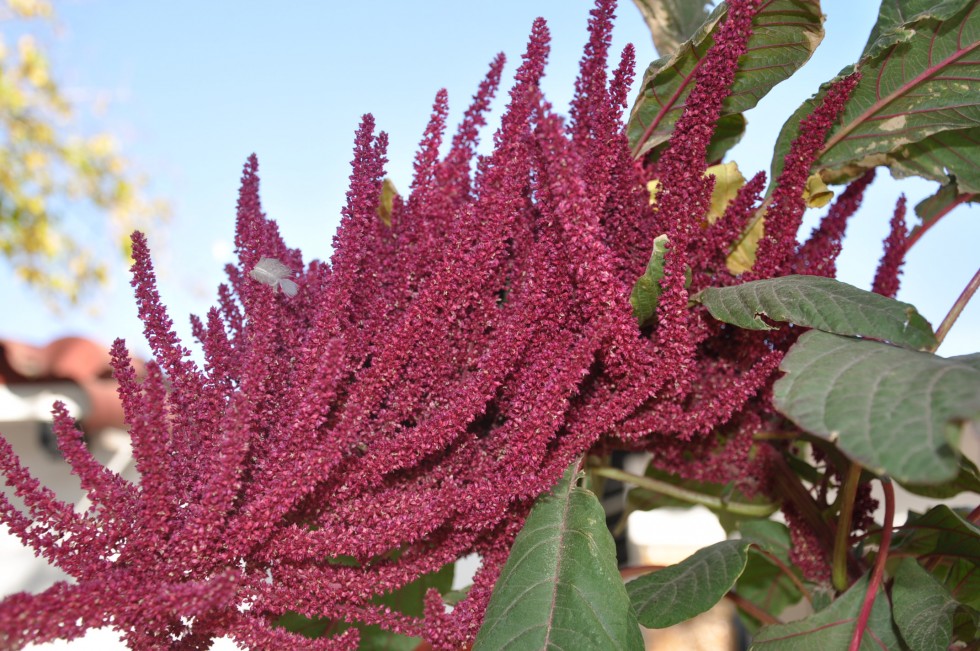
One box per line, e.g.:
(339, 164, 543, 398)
(0, 0, 166, 306)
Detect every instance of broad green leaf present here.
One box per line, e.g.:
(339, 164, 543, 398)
(735, 521, 806, 627)
(891, 506, 980, 607)
(862, 0, 974, 60)
(628, 539, 751, 628)
(643, 108, 748, 164)
(694, 275, 937, 350)
(631, 234, 670, 326)
(473, 464, 643, 651)
(631, 0, 713, 57)
(902, 456, 980, 498)
(770, 2, 980, 188)
(885, 127, 980, 194)
(278, 560, 454, 648)
(773, 332, 980, 484)
(750, 574, 906, 650)
(627, 0, 824, 159)
(892, 559, 957, 651)
(952, 604, 980, 646)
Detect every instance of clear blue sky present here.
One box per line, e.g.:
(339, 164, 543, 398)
(2, 0, 977, 359)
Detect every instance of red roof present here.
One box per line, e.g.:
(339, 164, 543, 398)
(0, 337, 143, 432)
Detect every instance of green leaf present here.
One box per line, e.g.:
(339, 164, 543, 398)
(901, 456, 980, 498)
(642, 107, 748, 164)
(628, 539, 750, 628)
(773, 332, 980, 484)
(862, 0, 974, 60)
(630, 234, 670, 326)
(910, 181, 979, 249)
(627, 0, 824, 159)
(771, 1, 980, 188)
(694, 275, 937, 351)
(473, 463, 644, 651)
(885, 127, 980, 194)
(892, 559, 957, 651)
(750, 574, 906, 650)
(735, 521, 806, 627)
(631, 0, 713, 57)
(891, 506, 980, 611)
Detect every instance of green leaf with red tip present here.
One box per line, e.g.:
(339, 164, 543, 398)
(750, 574, 907, 650)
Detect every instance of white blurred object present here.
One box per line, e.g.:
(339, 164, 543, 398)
(249, 257, 298, 297)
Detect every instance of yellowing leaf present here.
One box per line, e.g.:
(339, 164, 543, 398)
(803, 173, 834, 208)
(706, 161, 745, 223)
(647, 162, 745, 221)
(377, 177, 399, 226)
(726, 212, 764, 275)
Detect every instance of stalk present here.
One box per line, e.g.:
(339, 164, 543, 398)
(752, 546, 813, 604)
(848, 478, 894, 651)
(906, 192, 977, 250)
(590, 466, 778, 517)
(932, 265, 980, 352)
(832, 463, 863, 592)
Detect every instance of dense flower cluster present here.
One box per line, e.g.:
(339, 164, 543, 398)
(0, 0, 911, 648)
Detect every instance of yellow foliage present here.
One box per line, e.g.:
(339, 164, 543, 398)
(0, 1, 169, 307)
(647, 162, 746, 224)
(705, 162, 746, 223)
(6, 0, 53, 19)
(377, 177, 399, 226)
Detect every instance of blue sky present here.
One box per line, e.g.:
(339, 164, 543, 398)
(2, 0, 977, 358)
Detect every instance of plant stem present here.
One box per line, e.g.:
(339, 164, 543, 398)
(906, 192, 977, 250)
(848, 478, 895, 651)
(727, 591, 782, 626)
(751, 546, 813, 604)
(832, 463, 863, 592)
(968, 503, 980, 525)
(590, 466, 779, 517)
(933, 265, 980, 352)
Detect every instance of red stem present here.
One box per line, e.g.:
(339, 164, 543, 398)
(968, 504, 980, 525)
(751, 545, 813, 604)
(848, 478, 895, 651)
(906, 192, 977, 250)
(933, 265, 980, 352)
(728, 591, 782, 626)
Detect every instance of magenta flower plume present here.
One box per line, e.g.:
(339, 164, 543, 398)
(794, 169, 876, 278)
(750, 72, 861, 279)
(0, 0, 911, 646)
(0, 2, 663, 648)
(872, 195, 908, 298)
